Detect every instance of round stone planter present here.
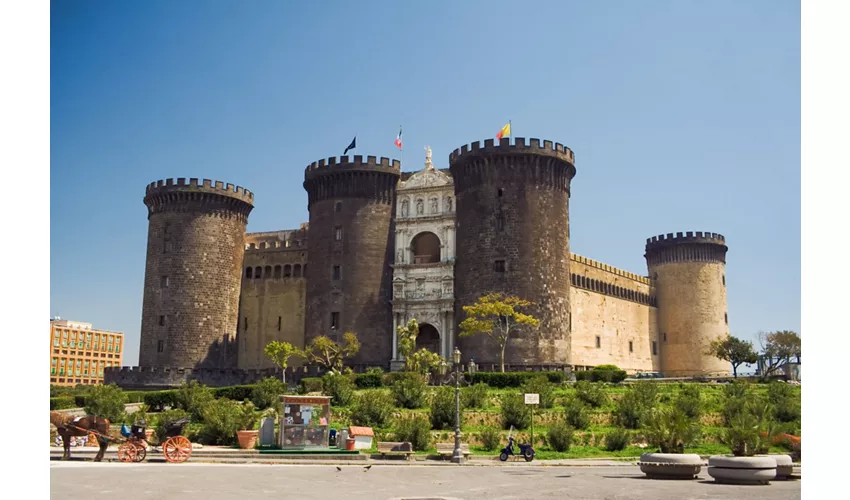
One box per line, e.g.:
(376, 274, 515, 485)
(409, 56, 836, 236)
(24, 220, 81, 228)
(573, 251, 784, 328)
(759, 454, 793, 479)
(707, 455, 777, 485)
(638, 453, 704, 479)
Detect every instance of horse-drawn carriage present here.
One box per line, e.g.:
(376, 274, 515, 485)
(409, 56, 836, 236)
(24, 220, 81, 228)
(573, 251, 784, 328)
(117, 417, 192, 463)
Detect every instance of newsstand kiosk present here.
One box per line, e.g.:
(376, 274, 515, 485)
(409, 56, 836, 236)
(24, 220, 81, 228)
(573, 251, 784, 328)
(279, 395, 332, 449)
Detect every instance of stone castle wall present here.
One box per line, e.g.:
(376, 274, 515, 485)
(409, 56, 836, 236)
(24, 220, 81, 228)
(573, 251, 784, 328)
(237, 237, 307, 370)
(569, 254, 659, 373)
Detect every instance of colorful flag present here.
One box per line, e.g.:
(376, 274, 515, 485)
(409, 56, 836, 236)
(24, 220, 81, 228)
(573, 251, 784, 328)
(344, 136, 356, 155)
(394, 126, 403, 149)
(496, 122, 511, 140)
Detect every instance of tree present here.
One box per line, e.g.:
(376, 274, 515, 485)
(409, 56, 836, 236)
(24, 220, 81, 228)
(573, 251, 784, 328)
(396, 318, 419, 366)
(706, 335, 759, 377)
(458, 292, 540, 372)
(301, 332, 360, 372)
(395, 318, 445, 375)
(758, 330, 801, 376)
(264, 341, 298, 384)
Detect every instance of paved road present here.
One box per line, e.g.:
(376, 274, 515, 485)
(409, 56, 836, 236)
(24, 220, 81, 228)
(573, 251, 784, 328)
(50, 462, 801, 500)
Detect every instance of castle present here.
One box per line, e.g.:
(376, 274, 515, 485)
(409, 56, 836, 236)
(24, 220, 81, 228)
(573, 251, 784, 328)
(106, 137, 732, 389)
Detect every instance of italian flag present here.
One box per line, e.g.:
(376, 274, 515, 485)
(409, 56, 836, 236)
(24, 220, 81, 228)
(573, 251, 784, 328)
(394, 126, 403, 149)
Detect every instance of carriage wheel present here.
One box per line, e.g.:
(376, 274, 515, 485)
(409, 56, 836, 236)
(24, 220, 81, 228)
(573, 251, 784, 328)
(117, 444, 137, 463)
(163, 436, 192, 463)
(132, 442, 147, 462)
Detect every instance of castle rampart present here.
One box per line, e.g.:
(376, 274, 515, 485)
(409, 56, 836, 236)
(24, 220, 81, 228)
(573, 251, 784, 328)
(451, 137, 576, 367)
(138, 178, 253, 370)
(645, 231, 730, 377)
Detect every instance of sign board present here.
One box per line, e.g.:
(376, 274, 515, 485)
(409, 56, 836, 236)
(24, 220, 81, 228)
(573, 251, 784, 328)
(524, 393, 539, 405)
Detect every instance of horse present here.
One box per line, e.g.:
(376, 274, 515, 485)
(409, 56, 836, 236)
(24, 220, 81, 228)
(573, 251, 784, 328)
(50, 411, 111, 461)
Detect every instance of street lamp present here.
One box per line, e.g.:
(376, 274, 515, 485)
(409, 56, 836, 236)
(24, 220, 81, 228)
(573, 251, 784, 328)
(452, 347, 464, 464)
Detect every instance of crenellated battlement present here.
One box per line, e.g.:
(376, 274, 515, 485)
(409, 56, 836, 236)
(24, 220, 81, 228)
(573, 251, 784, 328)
(304, 155, 401, 180)
(570, 253, 651, 284)
(245, 227, 309, 252)
(449, 137, 575, 164)
(644, 231, 728, 265)
(145, 178, 254, 204)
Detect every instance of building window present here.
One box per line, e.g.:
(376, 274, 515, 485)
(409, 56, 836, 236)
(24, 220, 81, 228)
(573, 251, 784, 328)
(335, 201, 343, 212)
(159, 315, 165, 326)
(246, 267, 253, 279)
(494, 260, 506, 273)
(497, 188, 503, 197)
(278, 316, 282, 331)
(157, 340, 164, 352)
(595, 336, 601, 348)
(330, 312, 340, 330)
(161, 276, 169, 288)
(163, 239, 172, 254)
(722, 274, 726, 286)
(53, 339, 59, 347)
(652, 341, 658, 355)
(496, 215, 505, 232)
(663, 332, 667, 342)
(629, 341, 633, 353)
(725, 313, 728, 324)
(284, 264, 292, 277)
(273, 265, 281, 278)
(334, 226, 343, 241)
(333, 265, 341, 280)
(244, 317, 248, 330)
(293, 264, 302, 277)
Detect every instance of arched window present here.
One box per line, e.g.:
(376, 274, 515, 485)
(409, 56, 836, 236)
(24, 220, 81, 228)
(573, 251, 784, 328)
(260, 242, 267, 249)
(410, 232, 441, 264)
(274, 265, 281, 279)
(254, 266, 262, 279)
(264, 266, 272, 278)
(246, 267, 253, 279)
(284, 265, 292, 277)
(293, 264, 302, 277)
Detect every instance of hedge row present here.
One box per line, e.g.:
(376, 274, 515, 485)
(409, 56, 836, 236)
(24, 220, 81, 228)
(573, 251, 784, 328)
(470, 371, 566, 388)
(575, 365, 628, 383)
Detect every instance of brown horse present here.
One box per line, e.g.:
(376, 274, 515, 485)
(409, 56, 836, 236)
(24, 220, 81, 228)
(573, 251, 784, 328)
(50, 411, 111, 461)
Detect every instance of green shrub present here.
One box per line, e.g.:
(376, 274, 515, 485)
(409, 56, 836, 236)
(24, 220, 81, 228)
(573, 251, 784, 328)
(500, 393, 531, 430)
(199, 399, 242, 445)
(354, 372, 383, 389)
(461, 383, 489, 408)
(214, 385, 255, 401)
(604, 428, 631, 451)
(393, 414, 432, 451)
(143, 390, 178, 412)
(74, 395, 87, 407)
(430, 386, 463, 430)
(390, 372, 428, 409)
(547, 421, 574, 452)
(322, 373, 356, 407)
(642, 406, 701, 454)
(175, 381, 215, 422)
(722, 381, 754, 425)
(574, 371, 591, 382)
(479, 427, 502, 451)
(471, 372, 564, 388)
(766, 382, 801, 423)
(123, 391, 147, 404)
(519, 375, 555, 409)
(615, 382, 659, 429)
(84, 383, 127, 422)
(298, 377, 323, 394)
(574, 380, 608, 408)
(153, 408, 190, 443)
(563, 397, 591, 430)
(673, 384, 704, 420)
(251, 377, 286, 410)
(589, 365, 627, 383)
(351, 390, 395, 427)
(50, 397, 76, 410)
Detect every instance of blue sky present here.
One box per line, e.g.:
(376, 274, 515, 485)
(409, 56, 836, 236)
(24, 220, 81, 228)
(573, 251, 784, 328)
(50, 0, 800, 366)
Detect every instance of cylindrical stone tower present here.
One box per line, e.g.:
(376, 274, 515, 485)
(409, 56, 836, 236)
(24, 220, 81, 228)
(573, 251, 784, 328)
(644, 231, 732, 377)
(303, 155, 400, 366)
(138, 178, 254, 369)
(450, 137, 577, 367)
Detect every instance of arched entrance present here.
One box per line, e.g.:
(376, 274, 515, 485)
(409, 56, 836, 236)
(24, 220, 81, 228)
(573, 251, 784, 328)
(411, 232, 441, 264)
(416, 323, 441, 355)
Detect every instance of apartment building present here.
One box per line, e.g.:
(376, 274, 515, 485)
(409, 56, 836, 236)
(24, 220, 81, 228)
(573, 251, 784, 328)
(50, 318, 124, 386)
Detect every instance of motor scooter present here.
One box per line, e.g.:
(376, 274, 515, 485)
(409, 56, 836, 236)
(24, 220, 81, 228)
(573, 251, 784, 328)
(499, 427, 535, 462)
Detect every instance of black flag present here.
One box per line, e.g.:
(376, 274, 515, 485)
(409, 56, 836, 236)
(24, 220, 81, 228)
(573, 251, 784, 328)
(344, 136, 356, 155)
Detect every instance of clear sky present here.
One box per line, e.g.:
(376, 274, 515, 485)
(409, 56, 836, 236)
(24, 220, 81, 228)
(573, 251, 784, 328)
(50, 0, 800, 366)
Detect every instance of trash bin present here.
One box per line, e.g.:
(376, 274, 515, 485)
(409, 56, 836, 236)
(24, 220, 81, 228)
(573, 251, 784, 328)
(346, 437, 356, 451)
(337, 430, 349, 449)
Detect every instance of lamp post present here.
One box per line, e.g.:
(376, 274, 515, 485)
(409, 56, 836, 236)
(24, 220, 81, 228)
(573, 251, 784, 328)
(452, 347, 464, 464)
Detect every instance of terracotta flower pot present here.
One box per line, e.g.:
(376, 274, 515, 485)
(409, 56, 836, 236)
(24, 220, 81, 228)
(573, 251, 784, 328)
(237, 430, 259, 449)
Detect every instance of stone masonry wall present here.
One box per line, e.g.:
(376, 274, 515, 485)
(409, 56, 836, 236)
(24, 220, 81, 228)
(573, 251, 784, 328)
(237, 245, 307, 370)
